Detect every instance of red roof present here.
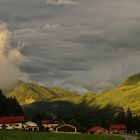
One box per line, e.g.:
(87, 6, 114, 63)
(88, 126, 104, 133)
(0, 116, 25, 124)
(110, 124, 127, 130)
(41, 120, 50, 124)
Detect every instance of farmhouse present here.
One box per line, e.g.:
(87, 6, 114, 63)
(0, 116, 25, 130)
(88, 126, 108, 134)
(109, 124, 127, 134)
(42, 120, 63, 132)
(24, 121, 39, 131)
(56, 124, 77, 133)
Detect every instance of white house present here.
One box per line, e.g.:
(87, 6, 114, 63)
(42, 120, 61, 132)
(0, 116, 25, 130)
(24, 121, 39, 131)
(0, 124, 13, 130)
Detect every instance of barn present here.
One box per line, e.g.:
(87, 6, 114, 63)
(56, 124, 77, 133)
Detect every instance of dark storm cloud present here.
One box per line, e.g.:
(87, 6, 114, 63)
(1, 0, 140, 93)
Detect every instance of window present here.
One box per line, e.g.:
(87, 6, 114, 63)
(1, 124, 7, 129)
(34, 128, 38, 131)
(15, 124, 19, 127)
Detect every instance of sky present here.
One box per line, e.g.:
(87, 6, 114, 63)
(0, 0, 140, 93)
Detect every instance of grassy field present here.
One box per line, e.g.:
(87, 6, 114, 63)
(136, 135, 140, 140)
(0, 130, 124, 140)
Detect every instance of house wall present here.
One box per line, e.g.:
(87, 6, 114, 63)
(13, 123, 23, 130)
(26, 127, 39, 131)
(42, 124, 49, 128)
(110, 129, 126, 134)
(0, 124, 13, 130)
(42, 124, 59, 131)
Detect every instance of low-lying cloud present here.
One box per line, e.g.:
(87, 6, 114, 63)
(46, 0, 80, 6)
(0, 23, 28, 89)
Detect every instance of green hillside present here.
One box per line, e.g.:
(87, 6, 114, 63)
(48, 73, 140, 115)
(84, 73, 140, 114)
(59, 75, 140, 114)
(121, 73, 140, 86)
(8, 73, 140, 116)
(9, 83, 78, 105)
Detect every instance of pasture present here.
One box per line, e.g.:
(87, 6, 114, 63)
(0, 130, 124, 140)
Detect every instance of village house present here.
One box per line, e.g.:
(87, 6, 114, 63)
(109, 124, 127, 134)
(42, 120, 63, 132)
(24, 121, 39, 131)
(0, 116, 25, 130)
(42, 120, 77, 133)
(88, 126, 108, 134)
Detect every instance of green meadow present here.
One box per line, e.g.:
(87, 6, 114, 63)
(0, 130, 124, 140)
(136, 135, 140, 140)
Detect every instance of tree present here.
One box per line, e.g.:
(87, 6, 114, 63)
(0, 89, 23, 116)
(32, 112, 46, 126)
(0, 89, 6, 115)
(114, 107, 126, 124)
(132, 115, 140, 133)
(126, 108, 132, 133)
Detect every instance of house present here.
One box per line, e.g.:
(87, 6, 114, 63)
(109, 124, 127, 134)
(56, 124, 77, 133)
(88, 126, 108, 134)
(41, 120, 63, 132)
(0, 116, 25, 130)
(24, 121, 39, 131)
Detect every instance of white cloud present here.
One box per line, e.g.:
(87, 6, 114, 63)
(44, 24, 61, 30)
(0, 23, 28, 88)
(1, 0, 140, 92)
(46, 0, 80, 6)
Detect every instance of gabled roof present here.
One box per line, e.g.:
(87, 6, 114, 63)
(41, 120, 50, 124)
(56, 124, 76, 129)
(25, 121, 38, 127)
(110, 124, 127, 130)
(41, 120, 64, 125)
(0, 116, 25, 124)
(88, 126, 104, 132)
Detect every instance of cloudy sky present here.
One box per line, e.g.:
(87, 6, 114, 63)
(0, 0, 140, 93)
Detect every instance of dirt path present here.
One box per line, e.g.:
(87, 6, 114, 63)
(123, 135, 137, 140)
(117, 135, 137, 140)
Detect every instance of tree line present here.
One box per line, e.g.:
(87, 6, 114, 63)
(31, 107, 140, 133)
(111, 107, 140, 133)
(0, 89, 23, 116)
(1, 88, 140, 133)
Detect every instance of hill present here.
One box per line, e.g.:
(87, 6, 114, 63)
(9, 83, 79, 105)
(8, 73, 140, 117)
(121, 73, 140, 86)
(48, 76, 140, 115)
(59, 73, 140, 115)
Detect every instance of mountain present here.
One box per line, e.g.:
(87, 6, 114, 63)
(46, 73, 140, 115)
(9, 82, 79, 105)
(121, 73, 140, 86)
(8, 73, 140, 117)
(2, 80, 22, 94)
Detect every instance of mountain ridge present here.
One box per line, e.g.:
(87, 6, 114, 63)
(9, 82, 79, 105)
(8, 73, 140, 115)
